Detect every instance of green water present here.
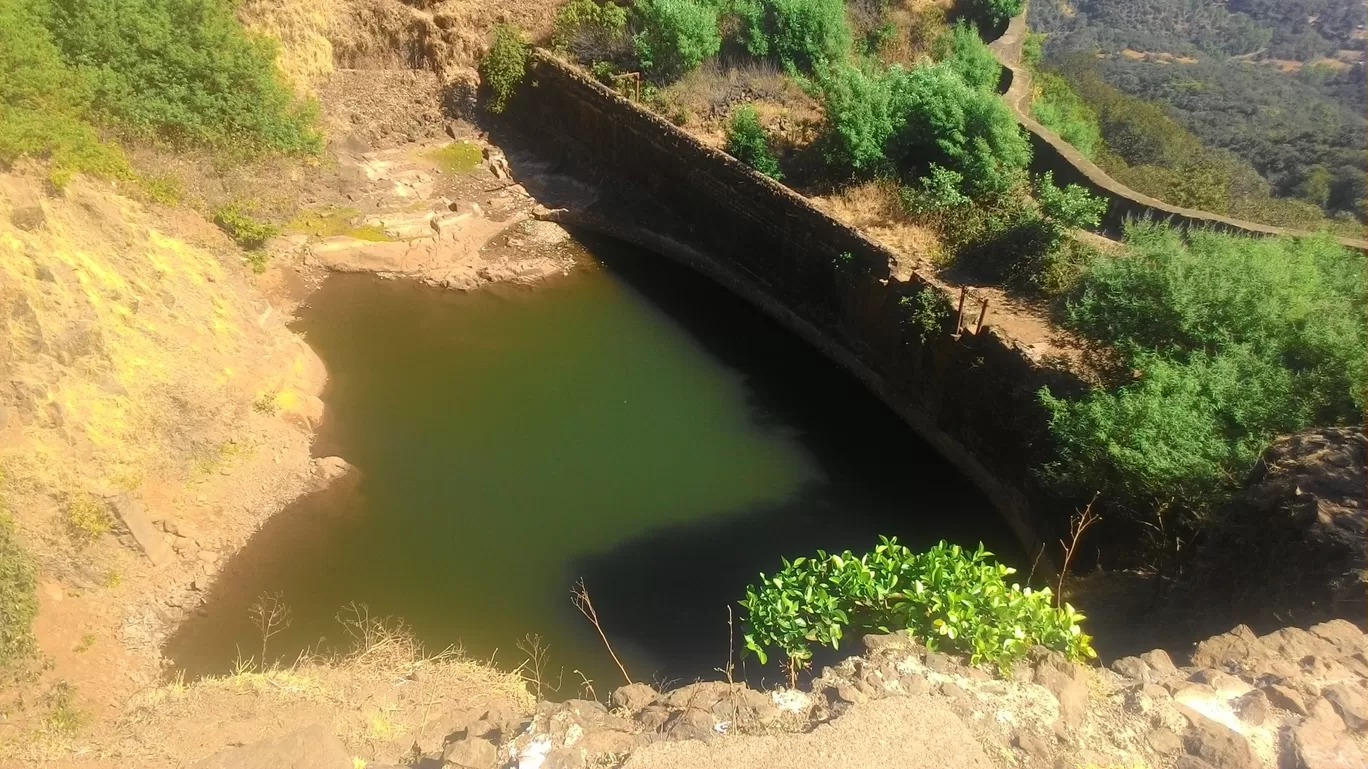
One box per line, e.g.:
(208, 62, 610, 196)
(167, 236, 1019, 687)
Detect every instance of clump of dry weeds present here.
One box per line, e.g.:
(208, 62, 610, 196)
(113, 604, 532, 767)
(818, 179, 945, 272)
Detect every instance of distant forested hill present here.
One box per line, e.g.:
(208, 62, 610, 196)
(1027, 0, 1367, 222)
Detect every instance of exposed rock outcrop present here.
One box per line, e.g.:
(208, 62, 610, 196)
(1187, 428, 1367, 625)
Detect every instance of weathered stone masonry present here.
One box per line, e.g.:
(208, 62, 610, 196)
(515, 51, 1087, 566)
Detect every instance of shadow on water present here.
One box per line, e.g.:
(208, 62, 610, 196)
(562, 232, 1024, 685)
(163, 232, 1021, 688)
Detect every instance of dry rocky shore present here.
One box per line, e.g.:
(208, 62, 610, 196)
(188, 618, 1368, 769)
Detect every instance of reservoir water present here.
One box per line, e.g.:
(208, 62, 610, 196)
(165, 235, 1021, 689)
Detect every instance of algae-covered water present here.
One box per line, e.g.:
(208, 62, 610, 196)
(165, 235, 1019, 688)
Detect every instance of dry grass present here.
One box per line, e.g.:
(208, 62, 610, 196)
(658, 59, 820, 135)
(238, 0, 342, 94)
(884, 2, 950, 65)
(113, 605, 533, 767)
(818, 180, 945, 273)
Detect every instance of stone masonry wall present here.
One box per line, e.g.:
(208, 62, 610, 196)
(516, 51, 1082, 564)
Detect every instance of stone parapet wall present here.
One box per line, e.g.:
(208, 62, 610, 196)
(987, 10, 1368, 252)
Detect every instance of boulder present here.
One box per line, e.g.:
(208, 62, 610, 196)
(443, 737, 498, 769)
(938, 682, 968, 700)
(662, 682, 736, 712)
(189, 724, 351, 769)
(1191, 625, 1262, 671)
(635, 705, 671, 731)
(1234, 689, 1271, 726)
(1035, 667, 1088, 730)
(110, 493, 174, 567)
(1147, 727, 1183, 755)
(1181, 711, 1256, 769)
(1139, 649, 1179, 676)
(1263, 683, 1311, 715)
(662, 708, 716, 742)
(1308, 619, 1366, 657)
(862, 630, 916, 655)
(1260, 627, 1334, 661)
(1012, 729, 1050, 759)
(611, 683, 660, 711)
(1112, 656, 1153, 681)
(1293, 713, 1368, 769)
(1323, 683, 1368, 731)
(309, 456, 355, 491)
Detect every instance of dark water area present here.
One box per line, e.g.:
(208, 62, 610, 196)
(164, 234, 1021, 690)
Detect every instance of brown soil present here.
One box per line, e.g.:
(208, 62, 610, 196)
(0, 0, 578, 763)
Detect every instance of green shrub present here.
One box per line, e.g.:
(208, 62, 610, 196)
(902, 287, 954, 340)
(819, 58, 1030, 193)
(633, 0, 721, 77)
(741, 538, 1094, 678)
(43, 0, 319, 154)
(1040, 224, 1366, 535)
(0, 508, 37, 673)
(940, 21, 1000, 93)
(553, 0, 629, 61)
(957, 0, 1022, 32)
(924, 172, 1103, 293)
(1029, 71, 1103, 159)
(1021, 30, 1044, 67)
(1035, 171, 1106, 231)
(0, 0, 129, 186)
(213, 202, 278, 250)
(482, 23, 529, 114)
(725, 104, 784, 179)
(902, 165, 971, 213)
(763, 0, 852, 71)
(893, 62, 1031, 196)
(816, 61, 903, 172)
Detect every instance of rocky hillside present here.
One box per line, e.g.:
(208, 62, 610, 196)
(182, 619, 1368, 769)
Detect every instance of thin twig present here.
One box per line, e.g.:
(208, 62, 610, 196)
(572, 579, 633, 685)
(1057, 492, 1102, 607)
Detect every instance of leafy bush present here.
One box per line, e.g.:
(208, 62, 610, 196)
(958, 0, 1023, 32)
(1029, 70, 1102, 159)
(732, 0, 853, 72)
(482, 23, 530, 114)
(43, 0, 319, 154)
(893, 62, 1031, 196)
(0, 0, 129, 186)
(1040, 224, 1366, 536)
(903, 288, 954, 340)
(940, 21, 1000, 93)
(553, 0, 630, 61)
(1035, 171, 1106, 231)
(0, 506, 37, 673)
(213, 202, 278, 250)
(901, 165, 971, 213)
(725, 104, 784, 179)
(740, 538, 1094, 678)
(633, 0, 721, 76)
(816, 61, 904, 172)
(819, 58, 1030, 194)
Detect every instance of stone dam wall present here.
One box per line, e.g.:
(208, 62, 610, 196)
(516, 51, 1081, 565)
(987, 11, 1368, 252)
